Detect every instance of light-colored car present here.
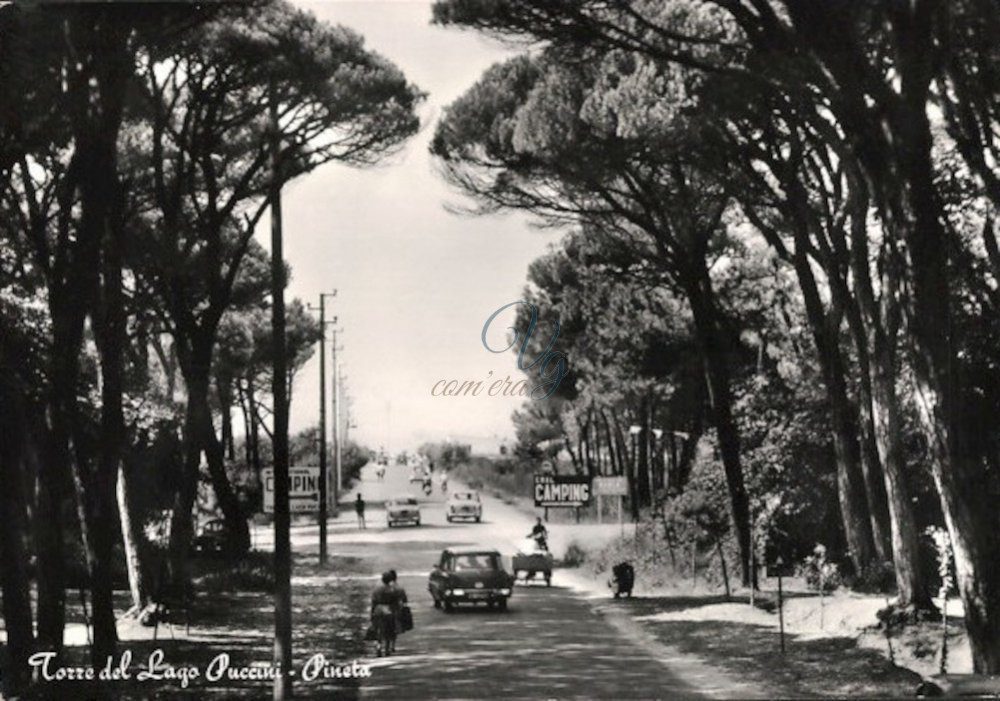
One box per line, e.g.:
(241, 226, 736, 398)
(446, 491, 482, 523)
(386, 495, 421, 528)
(409, 467, 429, 483)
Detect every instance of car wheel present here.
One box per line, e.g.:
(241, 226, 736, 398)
(497, 598, 508, 611)
(443, 600, 453, 613)
(475, 516, 481, 523)
(387, 521, 394, 528)
(433, 597, 441, 609)
(415, 518, 421, 526)
(446, 515, 453, 523)
(545, 574, 552, 587)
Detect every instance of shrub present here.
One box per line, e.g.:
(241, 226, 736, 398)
(562, 541, 587, 568)
(798, 544, 841, 593)
(194, 551, 275, 594)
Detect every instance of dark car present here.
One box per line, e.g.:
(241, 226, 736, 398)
(192, 518, 228, 555)
(428, 547, 514, 612)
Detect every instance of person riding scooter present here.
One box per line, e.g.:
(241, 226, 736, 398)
(527, 518, 549, 551)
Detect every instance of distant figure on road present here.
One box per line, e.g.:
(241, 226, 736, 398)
(375, 464, 385, 481)
(355, 493, 366, 529)
(438, 471, 448, 494)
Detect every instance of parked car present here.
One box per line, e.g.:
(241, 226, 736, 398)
(192, 518, 228, 555)
(428, 547, 513, 611)
(409, 467, 429, 483)
(386, 495, 421, 527)
(446, 491, 482, 523)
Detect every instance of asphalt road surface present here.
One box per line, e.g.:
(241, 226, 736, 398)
(267, 462, 701, 700)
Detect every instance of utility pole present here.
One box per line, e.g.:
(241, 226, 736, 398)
(268, 85, 292, 701)
(309, 293, 336, 566)
(330, 328, 343, 505)
(335, 363, 344, 501)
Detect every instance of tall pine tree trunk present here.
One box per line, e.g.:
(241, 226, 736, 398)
(0, 376, 36, 696)
(197, 396, 250, 554)
(682, 262, 753, 587)
(117, 460, 148, 612)
(881, 105, 996, 658)
(169, 390, 202, 596)
(847, 178, 933, 611)
(789, 232, 878, 573)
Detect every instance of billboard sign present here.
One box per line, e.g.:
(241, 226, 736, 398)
(262, 466, 321, 514)
(534, 474, 591, 507)
(593, 476, 628, 496)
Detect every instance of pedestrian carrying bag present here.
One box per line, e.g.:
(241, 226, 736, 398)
(399, 605, 414, 633)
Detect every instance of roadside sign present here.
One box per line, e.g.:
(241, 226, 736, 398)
(592, 476, 628, 496)
(534, 474, 591, 507)
(262, 466, 321, 514)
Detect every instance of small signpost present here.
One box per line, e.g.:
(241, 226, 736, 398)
(770, 556, 792, 654)
(263, 466, 320, 514)
(592, 476, 628, 530)
(539, 461, 555, 521)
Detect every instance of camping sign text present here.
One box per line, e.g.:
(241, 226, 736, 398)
(533, 474, 592, 508)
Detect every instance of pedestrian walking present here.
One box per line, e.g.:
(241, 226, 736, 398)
(388, 569, 412, 646)
(370, 571, 399, 657)
(355, 493, 366, 529)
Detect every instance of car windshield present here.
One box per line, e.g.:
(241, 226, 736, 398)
(452, 553, 499, 571)
(393, 498, 417, 506)
(453, 493, 477, 501)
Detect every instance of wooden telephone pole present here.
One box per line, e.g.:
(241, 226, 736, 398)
(269, 87, 292, 701)
(312, 294, 336, 566)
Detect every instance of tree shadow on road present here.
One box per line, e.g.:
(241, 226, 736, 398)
(607, 596, 922, 698)
(368, 585, 699, 699)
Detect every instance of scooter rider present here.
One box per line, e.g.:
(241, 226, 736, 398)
(527, 517, 549, 550)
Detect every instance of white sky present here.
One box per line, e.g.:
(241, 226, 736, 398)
(263, 1, 561, 453)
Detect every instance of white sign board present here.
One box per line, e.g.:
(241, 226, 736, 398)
(262, 466, 321, 514)
(593, 476, 628, 496)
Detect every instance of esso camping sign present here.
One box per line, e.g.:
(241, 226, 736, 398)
(262, 466, 321, 514)
(534, 474, 591, 508)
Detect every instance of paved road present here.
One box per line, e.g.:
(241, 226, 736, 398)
(282, 462, 701, 699)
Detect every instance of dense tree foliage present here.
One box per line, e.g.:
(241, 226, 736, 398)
(0, 1, 419, 692)
(432, 0, 1000, 670)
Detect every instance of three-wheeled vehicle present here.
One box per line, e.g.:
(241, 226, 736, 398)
(512, 539, 553, 586)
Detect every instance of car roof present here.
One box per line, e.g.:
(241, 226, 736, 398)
(442, 546, 500, 556)
(389, 495, 418, 501)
